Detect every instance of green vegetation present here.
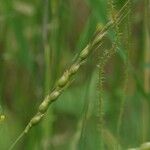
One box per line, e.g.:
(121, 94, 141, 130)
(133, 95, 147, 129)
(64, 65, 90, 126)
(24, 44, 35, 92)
(0, 0, 149, 150)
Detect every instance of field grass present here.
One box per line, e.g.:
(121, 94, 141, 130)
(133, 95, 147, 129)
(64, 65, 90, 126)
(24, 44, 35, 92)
(0, 0, 150, 150)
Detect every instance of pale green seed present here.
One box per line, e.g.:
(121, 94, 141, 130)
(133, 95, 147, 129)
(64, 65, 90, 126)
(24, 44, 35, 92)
(93, 32, 106, 46)
(58, 71, 69, 87)
(24, 124, 31, 134)
(50, 91, 60, 101)
(38, 100, 49, 113)
(30, 114, 44, 125)
(70, 64, 80, 75)
(0, 115, 5, 122)
(79, 45, 89, 60)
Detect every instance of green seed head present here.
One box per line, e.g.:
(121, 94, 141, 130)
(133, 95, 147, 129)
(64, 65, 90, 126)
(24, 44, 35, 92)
(93, 31, 106, 46)
(38, 100, 49, 113)
(70, 64, 80, 75)
(24, 124, 31, 134)
(79, 45, 89, 60)
(50, 91, 60, 101)
(0, 114, 5, 122)
(30, 114, 44, 125)
(58, 71, 69, 87)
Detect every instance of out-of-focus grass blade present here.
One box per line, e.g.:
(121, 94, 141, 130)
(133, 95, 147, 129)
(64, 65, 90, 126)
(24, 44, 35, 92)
(86, 0, 107, 23)
(3, 0, 33, 71)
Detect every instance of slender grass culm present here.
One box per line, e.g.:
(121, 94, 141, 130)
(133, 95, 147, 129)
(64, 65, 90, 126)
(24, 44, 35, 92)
(8, 1, 130, 149)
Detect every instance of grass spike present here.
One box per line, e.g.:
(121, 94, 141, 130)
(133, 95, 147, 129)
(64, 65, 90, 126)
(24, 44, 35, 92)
(8, 2, 130, 149)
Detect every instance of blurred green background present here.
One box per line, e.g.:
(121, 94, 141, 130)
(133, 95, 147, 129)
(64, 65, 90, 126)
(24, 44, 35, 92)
(0, 0, 149, 150)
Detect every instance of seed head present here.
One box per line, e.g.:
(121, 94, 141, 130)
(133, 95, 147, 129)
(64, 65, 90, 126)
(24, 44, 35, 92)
(38, 99, 49, 113)
(50, 91, 60, 102)
(70, 64, 80, 75)
(0, 115, 5, 122)
(30, 114, 44, 125)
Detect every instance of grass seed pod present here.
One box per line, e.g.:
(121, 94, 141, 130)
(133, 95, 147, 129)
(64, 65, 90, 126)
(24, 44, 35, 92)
(38, 100, 49, 113)
(92, 32, 106, 46)
(50, 91, 60, 102)
(24, 124, 31, 134)
(0, 115, 5, 122)
(70, 64, 80, 75)
(30, 114, 44, 125)
(58, 71, 69, 87)
(79, 45, 90, 60)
